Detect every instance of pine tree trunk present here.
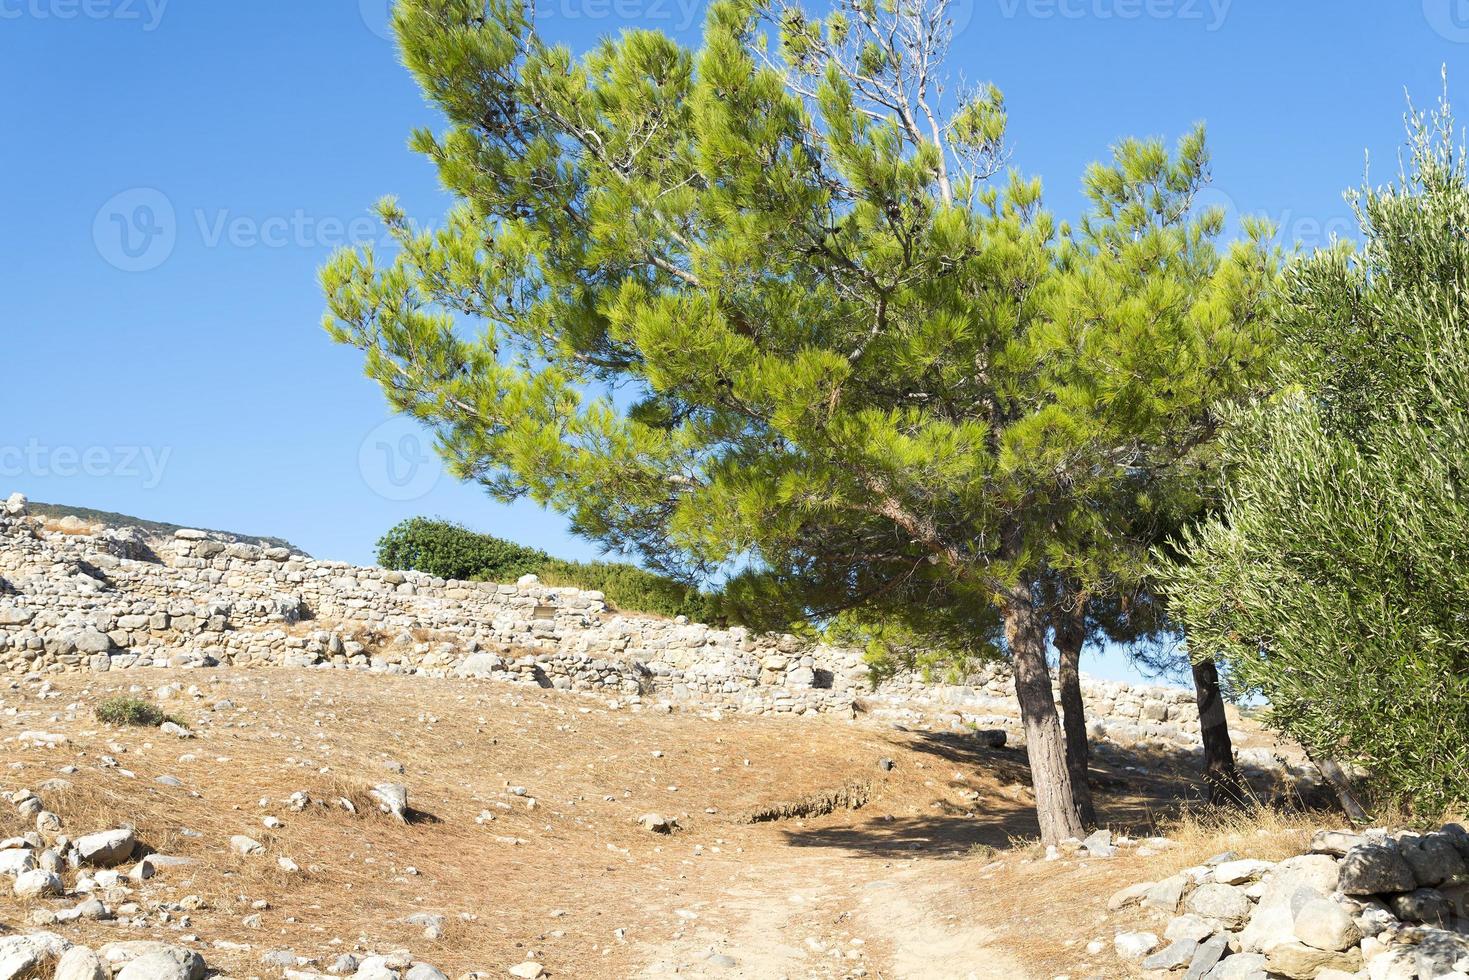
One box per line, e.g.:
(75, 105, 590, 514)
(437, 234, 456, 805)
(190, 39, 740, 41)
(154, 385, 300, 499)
(1004, 582, 1087, 844)
(1190, 656, 1247, 806)
(1054, 599, 1097, 828)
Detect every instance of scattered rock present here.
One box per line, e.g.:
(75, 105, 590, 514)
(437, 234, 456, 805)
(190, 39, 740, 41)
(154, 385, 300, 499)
(74, 828, 137, 867)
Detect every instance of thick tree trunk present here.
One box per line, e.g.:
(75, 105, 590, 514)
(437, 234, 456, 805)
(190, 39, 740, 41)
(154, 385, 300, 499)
(1054, 599, 1097, 828)
(1004, 582, 1087, 844)
(1190, 656, 1247, 806)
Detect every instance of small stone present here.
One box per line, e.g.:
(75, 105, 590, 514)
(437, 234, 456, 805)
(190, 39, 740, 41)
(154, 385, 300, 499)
(1142, 938, 1197, 971)
(506, 963, 545, 979)
(638, 813, 675, 834)
(230, 835, 265, 856)
(1113, 932, 1159, 960)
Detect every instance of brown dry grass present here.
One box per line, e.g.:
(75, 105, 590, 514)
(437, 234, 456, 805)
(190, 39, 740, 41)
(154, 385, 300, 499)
(0, 669, 1027, 978)
(956, 804, 1325, 978)
(0, 669, 1347, 979)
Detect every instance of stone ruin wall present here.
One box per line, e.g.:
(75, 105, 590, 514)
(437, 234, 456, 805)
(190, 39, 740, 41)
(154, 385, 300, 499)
(0, 496, 1219, 753)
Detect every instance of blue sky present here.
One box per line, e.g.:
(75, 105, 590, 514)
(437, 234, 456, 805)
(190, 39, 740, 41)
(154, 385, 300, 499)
(2, 1, 1463, 683)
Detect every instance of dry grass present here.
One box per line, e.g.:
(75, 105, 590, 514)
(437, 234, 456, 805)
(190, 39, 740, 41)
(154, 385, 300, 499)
(957, 803, 1327, 978)
(0, 669, 1350, 979)
(0, 669, 1007, 977)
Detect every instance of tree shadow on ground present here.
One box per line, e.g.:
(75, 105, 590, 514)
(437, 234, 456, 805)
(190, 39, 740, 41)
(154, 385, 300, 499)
(778, 731, 1214, 860)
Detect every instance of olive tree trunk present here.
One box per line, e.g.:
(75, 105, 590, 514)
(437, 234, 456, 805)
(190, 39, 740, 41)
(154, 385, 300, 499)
(1053, 599, 1097, 828)
(1004, 581, 1088, 844)
(1190, 656, 1247, 805)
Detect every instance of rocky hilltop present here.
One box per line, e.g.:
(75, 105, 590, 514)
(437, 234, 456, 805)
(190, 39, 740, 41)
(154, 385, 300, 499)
(0, 492, 1234, 746)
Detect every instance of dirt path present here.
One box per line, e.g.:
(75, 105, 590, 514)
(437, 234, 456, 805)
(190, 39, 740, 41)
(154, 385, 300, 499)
(635, 848, 1025, 979)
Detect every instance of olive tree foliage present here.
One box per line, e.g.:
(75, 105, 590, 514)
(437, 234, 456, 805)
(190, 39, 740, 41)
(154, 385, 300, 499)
(321, 0, 1276, 840)
(1159, 95, 1469, 815)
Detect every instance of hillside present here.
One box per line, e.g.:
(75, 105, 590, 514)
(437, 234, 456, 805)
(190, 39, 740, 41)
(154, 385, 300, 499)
(25, 500, 307, 555)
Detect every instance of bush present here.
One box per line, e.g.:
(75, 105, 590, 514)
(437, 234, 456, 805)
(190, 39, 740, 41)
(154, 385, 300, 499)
(95, 696, 179, 728)
(376, 516, 550, 582)
(375, 517, 726, 622)
(1158, 102, 1469, 814)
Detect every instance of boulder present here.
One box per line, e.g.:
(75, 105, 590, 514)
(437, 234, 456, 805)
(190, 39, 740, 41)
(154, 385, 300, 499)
(1310, 830, 1367, 857)
(1188, 883, 1252, 929)
(1292, 899, 1361, 952)
(116, 950, 202, 980)
(98, 942, 206, 980)
(1401, 832, 1466, 887)
(1207, 951, 1267, 980)
(1387, 886, 1451, 926)
(1183, 934, 1229, 980)
(1143, 939, 1198, 971)
(1213, 859, 1274, 885)
(1413, 927, 1469, 979)
(1237, 854, 1339, 954)
(0, 849, 36, 878)
(54, 946, 108, 980)
(74, 828, 136, 867)
(0, 932, 70, 980)
(455, 653, 505, 678)
(1264, 941, 1362, 980)
(1145, 874, 1189, 913)
(1339, 842, 1415, 895)
(13, 868, 63, 898)
(3, 492, 27, 516)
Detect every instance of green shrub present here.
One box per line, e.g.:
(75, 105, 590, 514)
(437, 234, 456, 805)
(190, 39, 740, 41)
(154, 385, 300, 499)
(1158, 103, 1469, 814)
(375, 517, 727, 622)
(95, 696, 180, 728)
(376, 516, 549, 582)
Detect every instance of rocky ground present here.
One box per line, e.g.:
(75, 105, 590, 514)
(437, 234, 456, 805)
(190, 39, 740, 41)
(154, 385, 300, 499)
(0, 668, 1456, 980)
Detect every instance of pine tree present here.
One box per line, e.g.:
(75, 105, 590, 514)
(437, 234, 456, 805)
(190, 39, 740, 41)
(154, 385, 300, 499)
(322, 0, 1276, 841)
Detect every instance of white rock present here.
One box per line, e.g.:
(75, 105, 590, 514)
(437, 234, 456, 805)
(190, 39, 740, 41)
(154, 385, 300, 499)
(230, 835, 265, 856)
(14, 868, 64, 898)
(54, 945, 108, 980)
(74, 828, 136, 867)
(1114, 932, 1160, 960)
(0, 932, 70, 980)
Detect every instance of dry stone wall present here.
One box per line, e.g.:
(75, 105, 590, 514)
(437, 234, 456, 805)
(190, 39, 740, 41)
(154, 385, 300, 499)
(0, 493, 1211, 750)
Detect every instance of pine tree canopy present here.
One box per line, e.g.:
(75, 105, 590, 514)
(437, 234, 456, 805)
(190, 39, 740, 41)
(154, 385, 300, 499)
(322, 0, 1278, 645)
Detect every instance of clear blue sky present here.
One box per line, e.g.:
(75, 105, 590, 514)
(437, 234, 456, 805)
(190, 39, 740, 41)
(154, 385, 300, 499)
(2, 1, 1461, 683)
